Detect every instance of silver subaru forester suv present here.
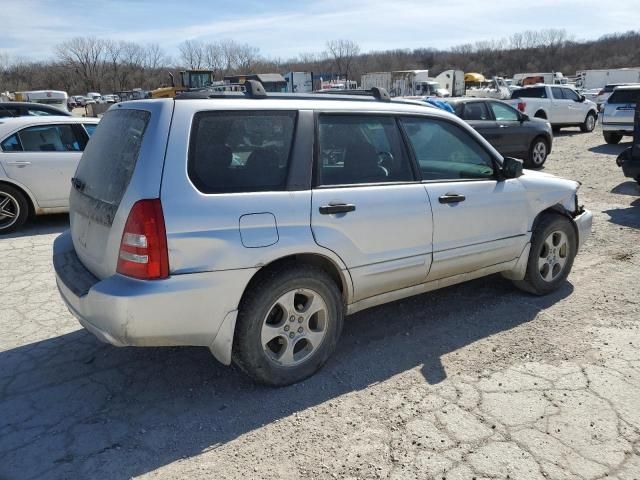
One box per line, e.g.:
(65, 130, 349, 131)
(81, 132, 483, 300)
(54, 83, 592, 386)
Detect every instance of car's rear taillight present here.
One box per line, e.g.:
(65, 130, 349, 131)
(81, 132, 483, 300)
(117, 199, 169, 280)
(598, 89, 605, 96)
(517, 101, 526, 112)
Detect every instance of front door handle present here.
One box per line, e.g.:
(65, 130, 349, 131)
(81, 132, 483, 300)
(319, 203, 356, 215)
(5, 160, 31, 167)
(439, 193, 466, 204)
(498, 124, 509, 128)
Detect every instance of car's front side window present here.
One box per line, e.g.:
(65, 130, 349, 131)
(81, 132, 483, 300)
(551, 87, 565, 100)
(17, 124, 81, 152)
(563, 89, 580, 101)
(489, 102, 519, 122)
(400, 117, 495, 181)
(316, 115, 414, 186)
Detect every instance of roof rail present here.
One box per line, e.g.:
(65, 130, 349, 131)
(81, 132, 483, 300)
(175, 86, 397, 103)
(244, 80, 267, 98)
(371, 87, 390, 102)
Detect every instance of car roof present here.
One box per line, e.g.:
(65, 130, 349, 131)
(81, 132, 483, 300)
(613, 84, 640, 91)
(0, 115, 99, 134)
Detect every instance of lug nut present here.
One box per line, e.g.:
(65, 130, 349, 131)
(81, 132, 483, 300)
(289, 315, 295, 322)
(289, 332, 295, 338)
(284, 325, 290, 332)
(298, 327, 303, 333)
(298, 317, 303, 323)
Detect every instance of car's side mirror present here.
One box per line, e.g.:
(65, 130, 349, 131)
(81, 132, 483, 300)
(502, 157, 524, 179)
(519, 113, 529, 122)
(578, 95, 585, 102)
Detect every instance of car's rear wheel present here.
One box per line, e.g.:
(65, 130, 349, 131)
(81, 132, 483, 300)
(603, 132, 622, 144)
(233, 265, 343, 386)
(526, 137, 548, 169)
(0, 184, 28, 234)
(513, 214, 576, 295)
(580, 112, 597, 132)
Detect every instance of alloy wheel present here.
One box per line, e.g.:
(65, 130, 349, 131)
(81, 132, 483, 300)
(0, 192, 20, 230)
(261, 288, 328, 367)
(532, 141, 547, 166)
(538, 230, 569, 282)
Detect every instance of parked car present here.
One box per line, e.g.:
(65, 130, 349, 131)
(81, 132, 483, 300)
(596, 83, 640, 111)
(446, 98, 553, 168)
(0, 116, 99, 232)
(601, 85, 640, 144)
(53, 86, 592, 386)
(0, 102, 72, 118)
(508, 85, 598, 132)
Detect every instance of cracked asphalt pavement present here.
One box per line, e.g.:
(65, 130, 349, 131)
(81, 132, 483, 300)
(1, 127, 639, 479)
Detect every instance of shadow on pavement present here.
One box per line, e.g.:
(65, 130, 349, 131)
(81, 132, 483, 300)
(611, 181, 640, 196)
(604, 198, 640, 229)
(588, 142, 632, 155)
(2, 213, 69, 239)
(0, 276, 573, 479)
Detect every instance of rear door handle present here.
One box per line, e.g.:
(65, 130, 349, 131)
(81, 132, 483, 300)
(319, 203, 356, 214)
(439, 193, 466, 204)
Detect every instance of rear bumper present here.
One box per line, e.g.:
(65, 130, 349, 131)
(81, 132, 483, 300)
(602, 122, 634, 134)
(574, 209, 593, 252)
(53, 231, 256, 359)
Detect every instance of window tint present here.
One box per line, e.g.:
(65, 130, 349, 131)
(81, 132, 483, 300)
(189, 111, 296, 193)
(563, 89, 580, 101)
(28, 108, 56, 116)
(461, 102, 490, 120)
(0, 107, 20, 118)
(490, 102, 519, 121)
(551, 87, 565, 99)
(83, 124, 97, 137)
(316, 115, 413, 186)
(17, 124, 81, 152)
(511, 87, 547, 99)
(400, 117, 495, 181)
(74, 109, 150, 207)
(1, 134, 22, 151)
(608, 89, 640, 104)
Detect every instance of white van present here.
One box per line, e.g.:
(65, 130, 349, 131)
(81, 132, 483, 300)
(15, 90, 68, 112)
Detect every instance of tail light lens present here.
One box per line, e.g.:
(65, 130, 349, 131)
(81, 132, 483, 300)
(117, 199, 169, 280)
(598, 89, 605, 96)
(517, 101, 526, 112)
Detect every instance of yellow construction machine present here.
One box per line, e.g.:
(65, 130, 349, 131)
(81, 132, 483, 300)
(150, 70, 215, 99)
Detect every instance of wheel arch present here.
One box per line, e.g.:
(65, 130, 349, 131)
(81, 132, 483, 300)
(531, 205, 578, 245)
(534, 109, 547, 119)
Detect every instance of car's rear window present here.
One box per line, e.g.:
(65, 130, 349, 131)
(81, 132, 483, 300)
(188, 110, 296, 193)
(73, 109, 150, 207)
(608, 89, 640, 104)
(511, 87, 547, 99)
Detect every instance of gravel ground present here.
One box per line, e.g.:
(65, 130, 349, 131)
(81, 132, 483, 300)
(1, 126, 639, 480)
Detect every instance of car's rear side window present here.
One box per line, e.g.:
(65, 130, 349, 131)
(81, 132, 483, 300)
(188, 110, 297, 193)
(609, 89, 640, 104)
(74, 109, 150, 207)
(461, 102, 490, 121)
(511, 87, 547, 99)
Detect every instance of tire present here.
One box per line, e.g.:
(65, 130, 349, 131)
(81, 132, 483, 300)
(580, 112, 597, 132)
(513, 214, 577, 296)
(525, 137, 549, 169)
(233, 265, 344, 386)
(603, 132, 622, 144)
(0, 184, 29, 234)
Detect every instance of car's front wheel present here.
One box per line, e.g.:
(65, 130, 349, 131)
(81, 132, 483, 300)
(604, 132, 622, 144)
(513, 214, 577, 295)
(0, 184, 28, 234)
(526, 137, 549, 169)
(233, 265, 344, 386)
(580, 112, 597, 132)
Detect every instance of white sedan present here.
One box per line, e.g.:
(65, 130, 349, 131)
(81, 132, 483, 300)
(0, 116, 99, 233)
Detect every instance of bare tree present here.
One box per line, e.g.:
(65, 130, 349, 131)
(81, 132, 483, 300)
(55, 37, 106, 91)
(178, 40, 205, 69)
(326, 39, 360, 79)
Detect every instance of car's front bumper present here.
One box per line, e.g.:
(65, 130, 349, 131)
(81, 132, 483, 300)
(53, 231, 256, 362)
(574, 209, 593, 251)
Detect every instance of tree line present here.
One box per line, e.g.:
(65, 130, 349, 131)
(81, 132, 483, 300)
(1, 29, 639, 95)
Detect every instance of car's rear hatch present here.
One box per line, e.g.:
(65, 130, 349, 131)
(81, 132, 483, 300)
(603, 89, 640, 124)
(69, 101, 173, 279)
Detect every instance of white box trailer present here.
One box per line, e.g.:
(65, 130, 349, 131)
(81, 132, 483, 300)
(361, 70, 449, 97)
(575, 68, 640, 90)
(513, 72, 567, 86)
(284, 72, 314, 93)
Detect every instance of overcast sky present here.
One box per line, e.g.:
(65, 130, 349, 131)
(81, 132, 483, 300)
(2, 0, 639, 61)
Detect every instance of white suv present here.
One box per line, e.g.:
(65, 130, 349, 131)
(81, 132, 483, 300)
(53, 84, 592, 386)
